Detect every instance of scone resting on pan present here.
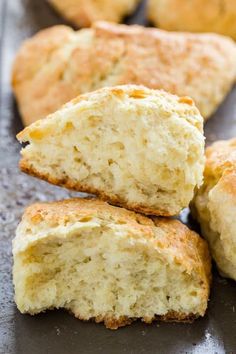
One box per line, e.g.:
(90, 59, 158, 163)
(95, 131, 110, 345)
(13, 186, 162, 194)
(12, 22, 236, 125)
(13, 198, 211, 329)
(148, 0, 236, 40)
(191, 139, 236, 281)
(48, 0, 140, 28)
(17, 85, 205, 217)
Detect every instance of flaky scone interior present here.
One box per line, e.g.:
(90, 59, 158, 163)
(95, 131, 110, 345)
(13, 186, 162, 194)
(13, 198, 211, 329)
(17, 85, 205, 217)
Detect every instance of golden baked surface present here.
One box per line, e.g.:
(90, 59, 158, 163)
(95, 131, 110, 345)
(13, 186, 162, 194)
(48, 0, 140, 27)
(192, 138, 236, 280)
(17, 85, 205, 217)
(13, 198, 211, 329)
(148, 0, 236, 40)
(12, 22, 236, 125)
(204, 139, 236, 179)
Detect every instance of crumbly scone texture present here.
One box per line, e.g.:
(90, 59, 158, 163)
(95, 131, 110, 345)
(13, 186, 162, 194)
(11, 22, 236, 125)
(191, 138, 236, 280)
(48, 0, 140, 27)
(17, 85, 205, 217)
(148, 0, 236, 40)
(13, 198, 211, 329)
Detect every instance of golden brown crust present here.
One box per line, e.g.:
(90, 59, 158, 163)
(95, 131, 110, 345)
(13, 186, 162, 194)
(148, 0, 236, 40)
(153, 218, 212, 290)
(202, 138, 236, 198)
(204, 138, 236, 180)
(74, 311, 199, 330)
(22, 197, 154, 230)
(191, 138, 236, 280)
(217, 169, 236, 196)
(65, 303, 204, 329)
(12, 25, 74, 87)
(12, 22, 236, 125)
(48, 0, 140, 28)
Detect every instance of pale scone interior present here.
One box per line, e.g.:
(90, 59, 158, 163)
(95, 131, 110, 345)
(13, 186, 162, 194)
(13, 199, 210, 329)
(17, 85, 205, 216)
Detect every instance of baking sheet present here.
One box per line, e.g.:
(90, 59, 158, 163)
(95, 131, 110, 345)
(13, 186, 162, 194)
(0, 1, 236, 353)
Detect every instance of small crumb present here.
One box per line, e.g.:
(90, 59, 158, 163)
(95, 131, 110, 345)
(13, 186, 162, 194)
(141, 330, 146, 336)
(55, 327, 61, 336)
(232, 306, 235, 312)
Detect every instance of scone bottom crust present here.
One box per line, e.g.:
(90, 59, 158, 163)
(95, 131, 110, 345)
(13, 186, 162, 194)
(71, 311, 198, 330)
(19, 159, 174, 217)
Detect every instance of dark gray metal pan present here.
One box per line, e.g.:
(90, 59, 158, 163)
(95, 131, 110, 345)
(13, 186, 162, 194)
(0, 1, 235, 353)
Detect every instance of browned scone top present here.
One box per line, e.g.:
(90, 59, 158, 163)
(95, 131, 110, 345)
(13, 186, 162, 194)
(148, 0, 236, 40)
(18, 198, 211, 290)
(13, 198, 211, 328)
(12, 22, 236, 125)
(191, 138, 236, 280)
(21, 197, 154, 230)
(48, 0, 140, 28)
(23, 198, 210, 278)
(204, 138, 236, 180)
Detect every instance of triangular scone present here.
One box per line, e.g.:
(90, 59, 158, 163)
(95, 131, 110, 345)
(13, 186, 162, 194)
(13, 198, 211, 329)
(17, 85, 205, 217)
(48, 0, 140, 28)
(191, 138, 236, 281)
(12, 22, 236, 125)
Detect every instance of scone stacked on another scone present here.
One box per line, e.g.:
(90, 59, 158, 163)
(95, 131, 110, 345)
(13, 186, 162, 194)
(17, 85, 205, 217)
(13, 85, 211, 328)
(48, 0, 141, 28)
(12, 22, 236, 125)
(191, 139, 236, 281)
(13, 198, 211, 329)
(148, 0, 236, 40)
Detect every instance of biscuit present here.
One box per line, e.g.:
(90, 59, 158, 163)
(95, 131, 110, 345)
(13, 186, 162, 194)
(13, 198, 211, 329)
(48, 0, 140, 27)
(191, 138, 236, 280)
(11, 22, 236, 125)
(17, 85, 205, 217)
(148, 0, 236, 40)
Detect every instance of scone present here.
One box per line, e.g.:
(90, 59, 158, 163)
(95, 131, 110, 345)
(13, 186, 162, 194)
(17, 85, 205, 217)
(11, 22, 236, 125)
(48, 0, 140, 27)
(13, 198, 211, 329)
(191, 138, 236, 281)
(148, 0, 236, 40)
